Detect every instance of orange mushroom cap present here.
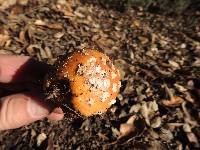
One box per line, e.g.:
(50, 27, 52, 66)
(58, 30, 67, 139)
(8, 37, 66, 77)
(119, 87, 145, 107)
(55, 49, 121, 117)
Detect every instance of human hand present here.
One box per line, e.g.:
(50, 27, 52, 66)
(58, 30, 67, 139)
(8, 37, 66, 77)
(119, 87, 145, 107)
(0, 55, 64, 130)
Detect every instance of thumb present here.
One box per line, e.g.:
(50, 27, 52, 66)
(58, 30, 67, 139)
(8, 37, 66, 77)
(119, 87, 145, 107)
(0, 93, 49, 130)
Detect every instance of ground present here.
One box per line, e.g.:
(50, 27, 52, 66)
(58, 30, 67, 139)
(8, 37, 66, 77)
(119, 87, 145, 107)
(0, 0, 200, 149)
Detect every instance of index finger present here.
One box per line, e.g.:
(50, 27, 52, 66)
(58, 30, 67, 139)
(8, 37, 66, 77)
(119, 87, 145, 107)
(0, 55, 49, 83)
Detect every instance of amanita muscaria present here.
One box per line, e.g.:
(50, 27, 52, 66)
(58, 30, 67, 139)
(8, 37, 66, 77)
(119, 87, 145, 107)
(44, 49, 121, 117)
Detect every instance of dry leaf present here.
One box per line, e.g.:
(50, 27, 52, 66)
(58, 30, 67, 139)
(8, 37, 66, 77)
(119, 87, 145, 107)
(11, 5, 24, 15)
(129, 104, 141, 113)
(187, 132, 198, 144)
(120, 123, 135, 136)
(168, 60, 180, 68)
(34, 20, 46, 26)
(46, 23, 63, 29)
(126, 115, 137, 124)
(53, 0, 76, 18)
(140, 100, 160, 128)
(159, 128, 174, 142)
(0, 49, 14, 55)
(192, 58, 200, 67)
(34, 20, 63, 29)
(0, 30, 10, 47)
(183, 123, 191, 132)
(162, 96, 184, 107)
(19, 30, 26, 42)
(131, 20, 140, 28)
(37, 133, 47, 146)
(111, 127, 120, 138)
(174, 83, 187, 92)
(151, 117, 161, 128)
(138, 36, 149, 44)
(46, 139, 54, 150)
(54, 32, 65, 38)
(0, 0, 17, 10)
(18, 0, 28, 5)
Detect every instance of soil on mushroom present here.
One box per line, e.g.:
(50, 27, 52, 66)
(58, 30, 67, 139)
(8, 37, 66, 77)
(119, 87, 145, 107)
(0, 0, 199, 150)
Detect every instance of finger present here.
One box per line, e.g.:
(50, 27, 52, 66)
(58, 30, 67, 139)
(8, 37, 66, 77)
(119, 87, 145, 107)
(48, 107, 64, 121)
(0, 55, 49, 83)
(0, 93, 49, 130)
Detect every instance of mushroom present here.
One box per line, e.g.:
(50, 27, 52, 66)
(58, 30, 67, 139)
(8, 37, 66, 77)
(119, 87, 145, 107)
(44, 49, 121, 117)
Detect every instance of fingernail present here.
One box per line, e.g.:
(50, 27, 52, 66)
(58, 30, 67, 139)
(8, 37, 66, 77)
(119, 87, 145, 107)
(27, 99, 49, 118)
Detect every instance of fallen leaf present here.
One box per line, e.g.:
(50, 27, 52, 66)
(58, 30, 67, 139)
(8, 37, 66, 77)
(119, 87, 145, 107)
(18, 0, 29, 5)
(34, 20, 46, 26)
(120, 123, 135, 136)
(54, 0, 75, 18)
(183, 123, 191, 132)
(46, 139, 54, 150)
(0, 0, 17, 10)
(162, 96, 184, 107)
(34, 20, 63, 29)
(0, 31, 10, 47)
(0, 49, 14, 55)
(159, 128, 174, 142)
(37, 133, 47, 147)
(54, 32, 65, 38)
(174, 83, 188, 92)
(19, 30, 26, 42)
(131, 20, 140, 28)
(140, 100, 159, 126)
(46, 23, 63, 29)
(150, 116, 161, 128)
(97, 133, 109, 141)
(111, 127, 120, 138)
(129, 104, 141, 113)
(126, 115, 137, 124)
(187, 132, 199, 146)
(31, 129, 36, 139)
(168, 60, 180, 68)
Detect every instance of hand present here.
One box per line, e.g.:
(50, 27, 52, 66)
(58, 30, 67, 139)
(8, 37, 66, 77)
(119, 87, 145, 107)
(0, 55, 64, 130)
